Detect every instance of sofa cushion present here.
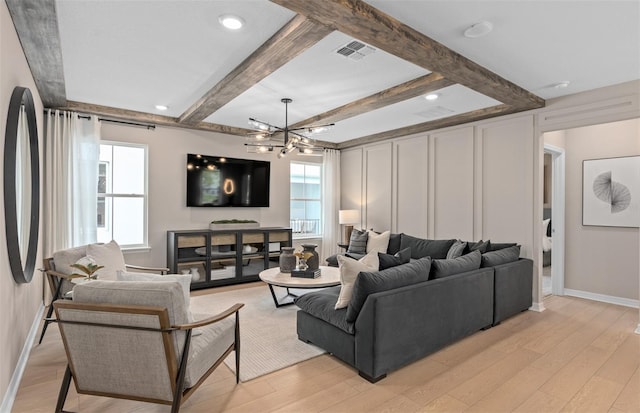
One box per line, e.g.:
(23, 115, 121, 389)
(345, 257, 432, 323)
(367, 230, 390, 254)
(347, 229, 368, 255)
(481, 245, 521, 267)
(446, 240, 467, 259)
(378, 247, 411, 270)
(335, 252, 379, 309)
(326, 254, 339, 267)
(294, 286, 354, 334)
(387, 233, 402, 255)
(399, 234, 456, 259)
(431, 250, 481, 279)
(488, 242, 518, 252)
(466, 240, 490, 254)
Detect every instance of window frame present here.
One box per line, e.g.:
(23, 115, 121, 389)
(290, 161, 323, 240)
(97, 140, 149, 250)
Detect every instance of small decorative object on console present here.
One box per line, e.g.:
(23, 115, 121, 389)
(291, 268, 321, 278)
(279, 247, 296, 273)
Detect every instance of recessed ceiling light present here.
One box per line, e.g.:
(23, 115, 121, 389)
(553, 81, 571, 89)
(425, 93, 440, 101)
(155, 104, 168, 111)
(464, 21, 493, 38)
(219, 14, 244, 30)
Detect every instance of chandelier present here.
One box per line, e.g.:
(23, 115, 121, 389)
(245, 98, 334, 158)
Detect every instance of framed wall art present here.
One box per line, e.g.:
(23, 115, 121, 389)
(583, 155, 640, 228)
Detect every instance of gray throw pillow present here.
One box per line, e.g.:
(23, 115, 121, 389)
(378, 247, 411, 270)
(430, 250, 481, 279)
(399, 234, 456, 259)
(488, 242, 517, 252)
(347, 229, 368, 255)
(386, 233, 402, 255)
(466, 240, 490, 254)
(481, 245, 521, 267)
(446, 240, 467, 259)
(345, 257, 432, 323)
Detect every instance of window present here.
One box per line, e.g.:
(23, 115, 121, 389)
(97, 142, 148, 248)
(290, 162, 322, 237)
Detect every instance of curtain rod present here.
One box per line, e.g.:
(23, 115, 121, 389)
(46, 110, 156, 130)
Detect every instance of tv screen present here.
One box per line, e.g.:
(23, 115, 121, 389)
(186, 154, 270, 207)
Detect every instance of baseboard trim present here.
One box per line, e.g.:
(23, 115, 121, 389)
(529, 301, 546, 312)
(0, 303, 44, 413)
(564, 289, 639, 309)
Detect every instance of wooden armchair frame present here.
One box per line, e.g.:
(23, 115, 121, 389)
(53, 300, 243, 413)
(39, 256, 170, 344)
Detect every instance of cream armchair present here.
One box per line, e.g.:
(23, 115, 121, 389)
(53, 280, 243, 412)
(39, 240, 169, 344)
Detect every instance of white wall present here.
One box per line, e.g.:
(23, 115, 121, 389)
(341, 115, 537, 262)
(0, 1, 45, 403)
(100, 122, 320, 267)
(562, 119, 639, 300)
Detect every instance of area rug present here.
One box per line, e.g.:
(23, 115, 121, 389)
(190, 286, 326, 382)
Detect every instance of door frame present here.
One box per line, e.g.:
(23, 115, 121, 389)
(544, 143, 566, 295)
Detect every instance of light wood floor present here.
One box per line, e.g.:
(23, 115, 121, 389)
(12, 283, 640, 413)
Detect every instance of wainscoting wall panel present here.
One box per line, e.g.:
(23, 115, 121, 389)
(394, 135, 429, 237)
(477, 116, 535, 258)
(364, 142, 393, 231)
(430, 127, 475, 241)
(340, 148, 364, 229)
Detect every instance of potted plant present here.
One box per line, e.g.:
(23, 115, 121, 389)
(70, 262, 104, 281)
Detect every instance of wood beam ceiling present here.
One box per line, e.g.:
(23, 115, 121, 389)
(271, 0, 545, 111)
(179, 15, 333, 125)
(63, 101, 254, 136)
(7, 0, 547, 149)
(6, 0, 66, 107)
(291, 73, 454, 128)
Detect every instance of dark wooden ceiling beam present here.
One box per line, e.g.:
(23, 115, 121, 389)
(179, 14, 333, 125)
(64, 101, 254, 136)
(271, 0, 545, 111)
(291, 73, 454, 128)
(6, 0, 66, 107)
(337, 104, 521, 149)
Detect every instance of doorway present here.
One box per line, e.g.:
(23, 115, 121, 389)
(543, 142, 565, 296)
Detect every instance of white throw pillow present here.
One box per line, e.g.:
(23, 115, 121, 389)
(86, 240, 126, 280)
(117, 271, 193, 321)
(335, 251, 379, 310)
(366, 230, 390, 254)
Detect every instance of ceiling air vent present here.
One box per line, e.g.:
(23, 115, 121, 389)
(335, 40, 376, 61)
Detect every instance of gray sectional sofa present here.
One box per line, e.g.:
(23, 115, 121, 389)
(295, 233, 533, 382)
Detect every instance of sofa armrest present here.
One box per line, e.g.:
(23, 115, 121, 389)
(354, 268, 494, 380)
(493, 258, 533, 325)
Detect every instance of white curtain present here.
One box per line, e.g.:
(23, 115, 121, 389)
(44, 110, 100, 255)
(321, 149, 341, 260)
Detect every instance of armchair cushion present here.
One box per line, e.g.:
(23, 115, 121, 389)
(117, 271, 193, 320)
(185, 312, 235, 387)
(86, 240, 126, 280)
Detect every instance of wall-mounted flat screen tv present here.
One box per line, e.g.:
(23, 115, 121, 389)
(186, 154, 270, 207)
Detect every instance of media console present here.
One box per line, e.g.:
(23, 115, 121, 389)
(167, 227, 292, 289)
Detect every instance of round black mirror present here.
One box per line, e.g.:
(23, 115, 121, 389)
(4, 86, 39, 283)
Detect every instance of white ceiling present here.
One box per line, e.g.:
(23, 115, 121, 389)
(54, 0, 640, 144)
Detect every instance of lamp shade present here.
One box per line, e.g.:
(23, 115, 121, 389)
(339, 209, 360, 225)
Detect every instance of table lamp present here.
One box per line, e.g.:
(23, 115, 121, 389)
(339, 209, 360, 244)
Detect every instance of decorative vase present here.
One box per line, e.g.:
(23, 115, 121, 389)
(190, 267, 201, 282)
(279, 247, 296, 273)
(301, 244, 319, 271)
